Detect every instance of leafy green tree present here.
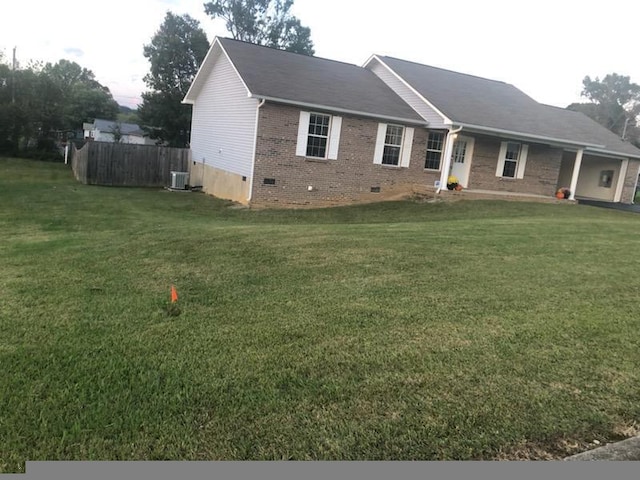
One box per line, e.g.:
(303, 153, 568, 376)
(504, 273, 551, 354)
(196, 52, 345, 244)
(0, 64, 45, 152)
(204, 0, 314, 55)
(117, 105, 140, 124)
(42, 59, 119, 134)
(567, 73, 640, 146)
(138, 12, 210, 147)
(0, 56, 118, 156)
(109, 122, 123, 143)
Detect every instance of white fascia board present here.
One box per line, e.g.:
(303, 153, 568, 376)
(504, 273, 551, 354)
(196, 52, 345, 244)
(362, 54, 378, 69)
(583, 148, 640, 160)
(182, 37, 253, 104)
(182, 38, 222, 104)
(366, 55, 451, 125)
(252, 95, 429, 127)
(457, 122, 606, 149)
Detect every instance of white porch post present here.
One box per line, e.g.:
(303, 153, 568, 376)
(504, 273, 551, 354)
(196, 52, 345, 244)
(439, 131, 457, 190)
(568, 148, 584, 201)
(614, 159, 629, 203)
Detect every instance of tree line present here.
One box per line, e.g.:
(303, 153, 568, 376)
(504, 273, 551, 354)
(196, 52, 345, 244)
(3, 0, 639, 159)
(0, 0, 313, 157)
(568, 74, 640, 148)
(0, 57, 119, 159)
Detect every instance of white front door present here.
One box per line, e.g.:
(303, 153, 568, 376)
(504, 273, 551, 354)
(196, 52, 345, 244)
(449, 136, 475, 188)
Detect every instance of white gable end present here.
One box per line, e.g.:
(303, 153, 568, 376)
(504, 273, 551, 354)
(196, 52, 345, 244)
(366, 57, 448, 128)
(189, 49, 258, 178)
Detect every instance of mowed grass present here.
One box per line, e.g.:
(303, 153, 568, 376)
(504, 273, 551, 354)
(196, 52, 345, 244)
(1, 158, 640, 470)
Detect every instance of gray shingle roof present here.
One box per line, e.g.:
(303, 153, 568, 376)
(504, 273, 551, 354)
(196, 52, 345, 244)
(218, 38, 424, 124)
(94, 119, 145, 136)
(378, 56, 640, 158)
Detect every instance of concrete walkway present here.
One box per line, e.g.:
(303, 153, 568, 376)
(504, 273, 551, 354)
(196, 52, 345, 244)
(565, 436, 640, 461)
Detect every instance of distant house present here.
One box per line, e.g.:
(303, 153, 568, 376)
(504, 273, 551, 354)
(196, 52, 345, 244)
(183, 37, 640, 207)
(83, 119, 155, 146)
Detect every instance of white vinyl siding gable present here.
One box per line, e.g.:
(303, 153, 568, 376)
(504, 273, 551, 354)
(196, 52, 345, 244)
(496, 141, 528, 179)
(367, 59, 447, 128)
(189, 51, 258, 178)
(296, 111, 342, 160)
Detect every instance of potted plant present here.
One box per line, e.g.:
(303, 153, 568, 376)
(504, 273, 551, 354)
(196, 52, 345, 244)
(556, 187, 571, 199)
(447, 175, 459, 191)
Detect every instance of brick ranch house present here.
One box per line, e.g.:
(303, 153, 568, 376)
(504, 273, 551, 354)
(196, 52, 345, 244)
(183, 37, 640, 208)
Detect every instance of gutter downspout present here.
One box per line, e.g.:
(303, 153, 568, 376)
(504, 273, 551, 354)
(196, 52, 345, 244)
(436, 125, 464, 194)
(247, 98, 266, 204)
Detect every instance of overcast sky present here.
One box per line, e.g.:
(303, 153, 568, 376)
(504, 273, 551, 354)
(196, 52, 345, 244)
(1, 0, 638, 109)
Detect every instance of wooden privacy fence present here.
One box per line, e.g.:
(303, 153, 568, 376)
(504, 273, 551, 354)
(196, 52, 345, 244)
(71, 142, 189, 187)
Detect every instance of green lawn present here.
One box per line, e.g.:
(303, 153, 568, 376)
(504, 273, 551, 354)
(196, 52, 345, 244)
(1, 158, 639, 470)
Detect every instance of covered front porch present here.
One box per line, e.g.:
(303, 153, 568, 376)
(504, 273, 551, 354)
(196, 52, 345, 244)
(557, 150, 632, 203)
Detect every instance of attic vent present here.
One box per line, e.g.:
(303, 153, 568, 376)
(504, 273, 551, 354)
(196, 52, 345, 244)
(170, 171, 189, 190)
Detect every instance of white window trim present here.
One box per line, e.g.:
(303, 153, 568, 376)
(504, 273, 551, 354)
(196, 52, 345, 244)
(373, 123, 414, 167)
(496, 141, 528, 179)
(296, 111, 342, 160)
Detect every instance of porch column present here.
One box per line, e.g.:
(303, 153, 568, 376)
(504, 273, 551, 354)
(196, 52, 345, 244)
(439, 131, 457, 190)
(568, 148, 584, 201)
(614, 159, 629, 202)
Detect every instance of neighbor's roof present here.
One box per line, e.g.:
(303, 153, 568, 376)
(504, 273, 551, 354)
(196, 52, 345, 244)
(375, 56, 640, 158)
(93, 119, 145, 137)
(184, 38, 425, 125)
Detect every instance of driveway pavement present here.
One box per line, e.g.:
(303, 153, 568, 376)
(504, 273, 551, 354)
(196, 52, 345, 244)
(565, 436, 640, 461)
(578, 198, 640, 213)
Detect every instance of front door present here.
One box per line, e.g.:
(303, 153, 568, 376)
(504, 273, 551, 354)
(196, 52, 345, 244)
(450, 136, 475, 188)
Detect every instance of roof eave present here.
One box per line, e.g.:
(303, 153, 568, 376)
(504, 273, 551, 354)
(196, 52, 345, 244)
(456, 122, 606, 149)
(183, 37, 253, 104)
(252, 95, 428, 126)
(583, 147, 640, 160)
(182, 37, 223, 104)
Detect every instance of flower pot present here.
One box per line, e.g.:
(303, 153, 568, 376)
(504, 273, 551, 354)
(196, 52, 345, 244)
(455, 184, 463, 191)
(447, 183, 457, 191)
(556, 192, 565, 199)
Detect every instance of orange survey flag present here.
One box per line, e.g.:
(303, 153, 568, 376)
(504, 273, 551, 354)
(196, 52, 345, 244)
(171, 285, 178, 303)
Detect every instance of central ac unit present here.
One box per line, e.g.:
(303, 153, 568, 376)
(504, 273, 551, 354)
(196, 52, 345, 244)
(170, 171, 189, 190)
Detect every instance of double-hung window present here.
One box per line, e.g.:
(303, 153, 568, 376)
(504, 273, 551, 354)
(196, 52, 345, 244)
(373, 123, 414, 167)
(306, 113, 330, 158)
(382, 125, 404, 165)
(296, 111, 342, 160)
(425, 132, 445, 170)
(496, 141, 529, 179)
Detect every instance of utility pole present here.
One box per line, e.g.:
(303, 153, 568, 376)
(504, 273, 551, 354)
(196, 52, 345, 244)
(622, 116, 630, 141)
(11, 46, 16, 104)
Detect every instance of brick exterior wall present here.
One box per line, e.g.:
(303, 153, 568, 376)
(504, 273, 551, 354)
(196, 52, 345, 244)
(251, 102, 441, 207)
(250, 103, 633, 207)
(466, 134, 563, 197)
